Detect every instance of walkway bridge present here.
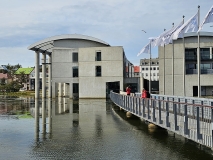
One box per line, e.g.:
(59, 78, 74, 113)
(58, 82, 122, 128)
(110, 91, 213, 149)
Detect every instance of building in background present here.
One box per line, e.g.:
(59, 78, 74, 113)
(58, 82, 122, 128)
(28, 34, 139, 98)
(158, 32, 213, 97)
(14, 67, 34, 90)
(140, 58, 159, 93)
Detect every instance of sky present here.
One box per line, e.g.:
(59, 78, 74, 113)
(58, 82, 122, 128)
(0, 0, 213, 68)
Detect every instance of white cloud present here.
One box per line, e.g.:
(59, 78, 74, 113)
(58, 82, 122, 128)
(0, 0, 212, 67)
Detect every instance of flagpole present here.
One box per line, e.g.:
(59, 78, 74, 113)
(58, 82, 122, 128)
(182, 15, 185, 96)
(149, 39, 151, 93)
(163, 29, 166, 95)
(197, 5, 201, 97)
(172, 23, 175, 95)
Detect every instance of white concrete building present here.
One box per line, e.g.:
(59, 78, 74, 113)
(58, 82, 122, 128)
(28, 34, 135, 99)
(158, 32, 213, 97)
(140, 58, 159, 81)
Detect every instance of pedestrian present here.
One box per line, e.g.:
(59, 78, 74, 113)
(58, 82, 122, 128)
(126, 85, 131, 96)
(141, 88, 148, 98)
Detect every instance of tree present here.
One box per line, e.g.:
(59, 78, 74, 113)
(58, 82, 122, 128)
(0, 78, 6, 85)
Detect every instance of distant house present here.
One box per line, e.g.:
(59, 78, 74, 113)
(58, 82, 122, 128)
(14, 67, 34, 90)
(134, 66, 140, 77)
(0, 73, 12, 84)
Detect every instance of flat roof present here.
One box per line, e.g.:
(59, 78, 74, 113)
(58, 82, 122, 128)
(28, 34, 110, 54)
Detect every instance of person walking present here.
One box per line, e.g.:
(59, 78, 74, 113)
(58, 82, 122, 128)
(141, 88, 148, 98)
(126, 85, 131, 96)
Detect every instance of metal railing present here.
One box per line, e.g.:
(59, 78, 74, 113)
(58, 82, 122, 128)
(110, 91, 213, 149)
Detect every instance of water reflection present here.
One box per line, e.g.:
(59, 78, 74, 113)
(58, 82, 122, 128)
(1, 96, 213, 160)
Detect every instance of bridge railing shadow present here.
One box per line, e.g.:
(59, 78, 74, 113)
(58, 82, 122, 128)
(110, 91, 213, 149)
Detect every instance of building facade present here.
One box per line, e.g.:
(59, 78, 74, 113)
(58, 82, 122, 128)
(158, 32, 213, 97)
(140, 58, 159, 81)
(28, 34, 134, 98)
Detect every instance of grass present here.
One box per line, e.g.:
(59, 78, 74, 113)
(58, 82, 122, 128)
(0, 91, 35, 96)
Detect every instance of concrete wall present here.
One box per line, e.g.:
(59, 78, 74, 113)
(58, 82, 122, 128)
(159, 35, 213, 97)
(79, 46, 124, 98)
(51, 45, 124, 98)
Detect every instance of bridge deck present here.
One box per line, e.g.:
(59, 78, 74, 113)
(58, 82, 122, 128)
(110, 92, 213, 149)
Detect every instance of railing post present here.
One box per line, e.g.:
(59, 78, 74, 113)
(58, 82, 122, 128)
(211, 102, 213, 149)
(197, 106, 203, 140)
(139, 98, 142, 116)
(166, 97, 170, 127)
(143, 99, 146, 118)
(136, 97, 139, 115)
(148, 99, 151, 119)
(184, 99, 189, 135)
(133, 97, 135, 113)
(174, 102, 179, 131)
(159, 97, 163, 124)
(152, 97, 156, 122)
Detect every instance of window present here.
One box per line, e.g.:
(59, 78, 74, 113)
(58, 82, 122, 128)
(146, 73, 148, 76)
(153, 67, 156, 70)
(150, 67, 152, 70)
(157, 67, 159, 70)
(96, 66, 101, 77)
(142, 68, 144, 70)
(73, 83, 79, 93)
(146, 68, 148, 70)
(73, 66, 78, 77)
(73, 52, 78, 62)
(152, 62, 155, 65)
(153, 73, 155, 76)
(96, 51, 101, 61)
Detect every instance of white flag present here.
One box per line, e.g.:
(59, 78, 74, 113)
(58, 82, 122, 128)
(198, 5, 213, 32)
(137, 42, 150, 56)
(172, 12, 198, 40)
(154, 21, 183, 46)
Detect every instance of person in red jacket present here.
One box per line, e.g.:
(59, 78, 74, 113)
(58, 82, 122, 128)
(141, 88, 147, 98)
(126, 85, 131, 96)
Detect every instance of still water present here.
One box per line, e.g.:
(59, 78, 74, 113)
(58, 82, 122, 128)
(0, 96, 213, 160)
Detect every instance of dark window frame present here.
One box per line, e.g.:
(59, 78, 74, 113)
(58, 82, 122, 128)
(96, 51, 101, 61)
(72, 66, 78, 77)
(72, 52, 78, 62)
(96, 66, 101, 77)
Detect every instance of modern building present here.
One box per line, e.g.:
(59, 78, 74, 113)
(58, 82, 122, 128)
(139, 58, 159, 93)
(28, 34, 138, 99)
(158, 32, 213, 97)
(140, 58, 159, 81)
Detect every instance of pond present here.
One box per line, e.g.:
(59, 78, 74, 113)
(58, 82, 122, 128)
(0, 96, 213, 160)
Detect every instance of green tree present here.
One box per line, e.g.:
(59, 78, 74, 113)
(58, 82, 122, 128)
(0, 78, 6, 85)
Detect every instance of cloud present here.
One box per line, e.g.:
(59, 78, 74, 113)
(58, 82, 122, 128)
(0, 0, 212, 67)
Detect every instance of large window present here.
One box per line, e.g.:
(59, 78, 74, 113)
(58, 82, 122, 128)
(73, 52, 78, 62)
(96, 66, 101, 77)
(73, 83, 79, 93)
(96, 51, 101, 61)
(73, 66, 78, 77)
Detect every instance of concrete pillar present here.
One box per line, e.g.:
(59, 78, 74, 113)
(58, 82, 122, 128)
(42, 98, 46, 139)
(42, 53, 46, 98)
(63, 83, 67, 97)
(48, 98, 52, 137)
(210, 47, 212, 59)
(35, 99, 39, 141)
(48, 54, 52, 98)
(35, 51, 40, 99)
(58, 83, 62, 97)
(52, 81, 56, 98)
